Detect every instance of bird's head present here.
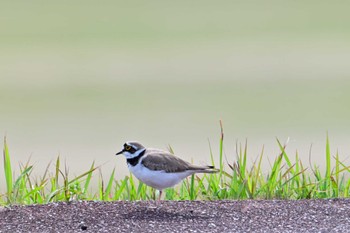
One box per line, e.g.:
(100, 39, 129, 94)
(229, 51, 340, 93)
(116, 141, 146, 159)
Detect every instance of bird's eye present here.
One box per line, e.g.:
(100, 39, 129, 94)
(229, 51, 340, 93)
(125, 145, 131, 151)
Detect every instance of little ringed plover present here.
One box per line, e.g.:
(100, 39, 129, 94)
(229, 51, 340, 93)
(116, 141, 218, 200)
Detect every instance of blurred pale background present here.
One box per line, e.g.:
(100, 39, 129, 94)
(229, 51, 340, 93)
(1, 1, 350, 189)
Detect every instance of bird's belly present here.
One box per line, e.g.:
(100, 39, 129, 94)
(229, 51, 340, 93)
(128, 164, 192, 190)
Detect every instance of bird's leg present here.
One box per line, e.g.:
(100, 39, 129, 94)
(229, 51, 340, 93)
(158, 190, 162, 201)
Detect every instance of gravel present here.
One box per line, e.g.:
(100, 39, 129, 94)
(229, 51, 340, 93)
(1, 199, 350, 233)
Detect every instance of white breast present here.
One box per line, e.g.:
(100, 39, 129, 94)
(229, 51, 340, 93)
(128, 162, 194, 190)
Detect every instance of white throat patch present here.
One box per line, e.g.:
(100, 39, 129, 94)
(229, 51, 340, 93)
(123, 148, 146, 159)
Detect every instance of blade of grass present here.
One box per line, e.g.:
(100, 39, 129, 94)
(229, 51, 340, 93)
(3, 137, 13, 199)
(83, 161, 95, 194)
(103, 168, 115, 200)
(190, 174, 195, 200)
(325, 133, 331, 196)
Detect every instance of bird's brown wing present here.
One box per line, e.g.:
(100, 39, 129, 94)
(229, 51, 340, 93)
(141, 149, 209, 173)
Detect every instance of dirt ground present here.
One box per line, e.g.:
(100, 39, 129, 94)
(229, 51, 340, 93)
(1, 199, 349, 233)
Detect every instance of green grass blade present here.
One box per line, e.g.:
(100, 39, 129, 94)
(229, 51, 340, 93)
(325, 133, 331, 196)
(219, 120, 224, 174)
(3, 137, 13, 202)
(13, 166, 33, 191)
(54, 156, 60, 193)
(103, 168, 115, 200)
(83, 161, 95, 194)
(276, 138, 293, 172)
(114, 177, 128, 200)
(190, 174, 195, 200)
(325, 133, 331, 179)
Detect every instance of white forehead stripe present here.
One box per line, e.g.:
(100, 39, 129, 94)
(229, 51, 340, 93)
(126, 141, 145, 150)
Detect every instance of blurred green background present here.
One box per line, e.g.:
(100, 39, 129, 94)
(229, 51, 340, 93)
(1, 1, 350, 186)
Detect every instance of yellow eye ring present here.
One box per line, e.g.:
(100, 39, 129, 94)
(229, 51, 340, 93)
(125, 145, 131, 151)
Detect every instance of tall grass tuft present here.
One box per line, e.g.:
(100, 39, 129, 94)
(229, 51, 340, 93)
(1, 126, 350, 205)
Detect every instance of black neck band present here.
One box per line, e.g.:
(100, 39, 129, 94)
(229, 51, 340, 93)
(127, 149, 146, 166)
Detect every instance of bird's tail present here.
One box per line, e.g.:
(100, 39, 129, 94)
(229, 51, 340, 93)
(193, 165, 219, 173)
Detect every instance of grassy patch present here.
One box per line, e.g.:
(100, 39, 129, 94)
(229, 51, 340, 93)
(1, 126, 350, 205)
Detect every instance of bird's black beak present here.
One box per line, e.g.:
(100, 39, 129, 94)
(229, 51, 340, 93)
(116, 150, 124, 155)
